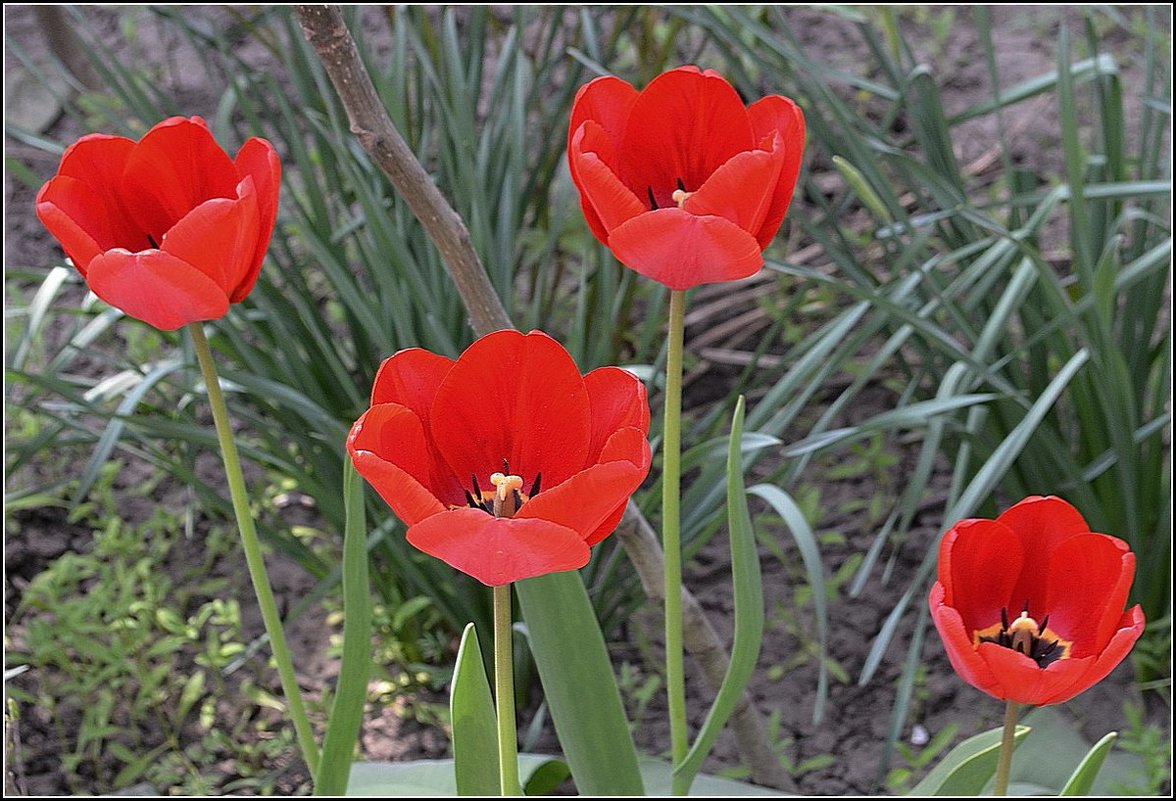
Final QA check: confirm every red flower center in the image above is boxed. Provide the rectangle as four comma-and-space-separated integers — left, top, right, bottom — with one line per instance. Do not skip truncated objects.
972, 601, 1073, 668
460, 464, 541, 519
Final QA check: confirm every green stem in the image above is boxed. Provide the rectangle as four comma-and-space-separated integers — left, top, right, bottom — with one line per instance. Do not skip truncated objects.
993, 699, 1020, 796
494, 583, 521, 795
662, 289, 689, 795
187, 323, 321, 778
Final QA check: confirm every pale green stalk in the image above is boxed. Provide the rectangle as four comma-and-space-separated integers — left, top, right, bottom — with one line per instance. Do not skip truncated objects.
993, 700, 1020, 795
494, 583, 521, 795
662, 289, 688, 795
188, 323, 320, 778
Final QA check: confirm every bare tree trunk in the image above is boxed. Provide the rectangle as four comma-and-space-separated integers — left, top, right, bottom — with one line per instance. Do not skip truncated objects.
294, 6, 794, 791
33, 7, 102, 92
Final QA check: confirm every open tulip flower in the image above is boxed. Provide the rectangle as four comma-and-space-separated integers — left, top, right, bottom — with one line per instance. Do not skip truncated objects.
36, 116, 280, 331
929, 496, 1145, 707
567, 65, 805, 290
347, 329, 652, 586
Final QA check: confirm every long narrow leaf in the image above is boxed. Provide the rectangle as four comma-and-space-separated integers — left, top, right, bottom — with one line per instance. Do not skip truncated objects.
315, 459, 372, 795
450, 623, 499, 795
514, 572, 643, 795
1058, 732, 1117, 796
674, 397, 765, 791
748, 483, 829, 725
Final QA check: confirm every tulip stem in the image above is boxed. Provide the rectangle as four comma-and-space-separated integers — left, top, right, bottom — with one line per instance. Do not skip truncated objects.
494, 584, 522, 795
187, 323, 321, 779
993, 700, 1020, 796
662, 289, 689, 794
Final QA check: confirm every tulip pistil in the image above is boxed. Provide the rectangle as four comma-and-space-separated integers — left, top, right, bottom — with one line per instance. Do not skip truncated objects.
974, 601, 1073, 668
671, 177, 695, 208
461, 465, 538, 519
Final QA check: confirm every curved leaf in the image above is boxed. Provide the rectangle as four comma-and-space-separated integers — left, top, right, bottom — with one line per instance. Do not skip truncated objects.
909, 724, 1031, 795
315, 460, 372, 795
1059, 732, 1118, 796
674, 397, 765, 791
515, 572, 644, 795
451, 623, 498, 795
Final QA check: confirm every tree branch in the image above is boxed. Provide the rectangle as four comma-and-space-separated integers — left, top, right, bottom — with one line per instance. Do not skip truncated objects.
294, 6, 792, 790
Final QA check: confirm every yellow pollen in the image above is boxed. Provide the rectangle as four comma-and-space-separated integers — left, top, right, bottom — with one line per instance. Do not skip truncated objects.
671, 188, 694, 208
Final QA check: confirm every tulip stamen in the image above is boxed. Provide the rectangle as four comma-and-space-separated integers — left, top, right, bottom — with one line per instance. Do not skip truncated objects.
461, 467, 539, 517
974, 601, 1073, 668
647, 186, 658, 210
147, 234, 159, 249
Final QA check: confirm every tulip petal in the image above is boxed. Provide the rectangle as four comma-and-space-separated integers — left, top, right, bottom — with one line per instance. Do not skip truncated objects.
682, 144, 786, 237
1002, 496, 1095, 618
121, 117, 239, 240
431, 330, 591, 489
607, 208, 763, 290
571, 122, 647, 237
1042, 533, 1135, 657
929, 584, 1006, 700
998, 495, 1091, 555
567, 78, 639, 241
38, 135, 145, 258
518, 427, 650, 546
407, 508, 590, 586
976, 641, 1094, 706
231, 138, 282, 301
347, 403, 452, 521
55, 132, 136, 186
746, 95, 806, 247
584, 502, 630, 550
371, 348, 456, 417
618, 67, 754, 207
1037, 606, 1145, 705
938, 518, 1023, 632
569, 75, 639, 157
584, 366, 650, 462
159, 193, 260, 296
85, 249, 229, 330
35, 177, 108, 275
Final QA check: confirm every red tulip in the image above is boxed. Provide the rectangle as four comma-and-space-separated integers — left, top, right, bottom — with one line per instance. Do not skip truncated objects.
567, 66, 805, 290
36, 116, 280, 331
347, 330, 652, 586
929, 496, 1145, 706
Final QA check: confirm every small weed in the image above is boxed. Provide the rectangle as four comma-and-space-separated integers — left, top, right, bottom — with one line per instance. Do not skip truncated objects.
1111, 698, 1172, 795
5, 460, 307, 794
616, 661, 663, 734
765, 709, 838, 778
884, 721, 960, 793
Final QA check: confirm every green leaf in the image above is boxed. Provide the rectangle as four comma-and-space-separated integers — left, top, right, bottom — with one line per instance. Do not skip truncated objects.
675, 397, 765, 792
1059, 731, 1117, 796
315, 460, 372, 795
175, 670, 206, 727
522, 757, 571, 796
514, 572, 644, 795
347, 755, 565, 796
450, 623, 498, 796
747, 484, 829, 725
638, 757, 782, 796
832, 155, 894, 224
1004, 708, 1144, 795
909, 724, 1030, 795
